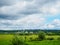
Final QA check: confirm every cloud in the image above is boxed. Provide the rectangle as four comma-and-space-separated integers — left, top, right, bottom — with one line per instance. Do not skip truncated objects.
0, 0, 18, 7
52, 19, 60, 28
43, 24, 55, 29
42, 19, 60, 29
0, 0, 60, 30
0, 15, 45, 30
0, 0, 60, 16
41, 0, 60, 15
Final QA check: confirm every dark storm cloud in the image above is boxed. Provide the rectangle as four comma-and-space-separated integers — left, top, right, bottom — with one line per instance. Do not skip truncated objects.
0, 14, 20, 20
0, 0, 16, 7
0, 0, 33, 7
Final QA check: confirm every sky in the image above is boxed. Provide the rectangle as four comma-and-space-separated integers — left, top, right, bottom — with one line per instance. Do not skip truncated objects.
0, 0, 60, 30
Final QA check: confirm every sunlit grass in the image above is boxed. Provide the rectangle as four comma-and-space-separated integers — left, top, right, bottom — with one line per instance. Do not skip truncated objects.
0, 34, 60, 45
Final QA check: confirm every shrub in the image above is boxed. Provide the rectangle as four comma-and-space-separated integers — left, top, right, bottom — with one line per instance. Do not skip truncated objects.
30, 37, 33, 41
47, 37, 54, 40
57, 37, 60, 40
30, 37, 38, 41
11, 36, 28, 45
38, 31, 46, 41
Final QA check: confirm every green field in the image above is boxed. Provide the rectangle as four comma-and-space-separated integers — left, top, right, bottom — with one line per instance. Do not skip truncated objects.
26, 40, 60, 45
0, 34, 60, 45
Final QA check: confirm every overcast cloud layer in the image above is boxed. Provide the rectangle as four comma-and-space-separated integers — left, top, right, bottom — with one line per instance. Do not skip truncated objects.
0, 0, 60, 30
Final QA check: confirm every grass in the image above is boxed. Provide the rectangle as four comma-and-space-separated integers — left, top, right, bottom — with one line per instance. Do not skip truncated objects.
0, 35, 13, 45
26, 40, 60, 45
0, 34, 60, 45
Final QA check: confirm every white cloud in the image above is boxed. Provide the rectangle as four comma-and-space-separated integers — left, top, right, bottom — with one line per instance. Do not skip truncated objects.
0, 15, 45, 30
0, 1, 26, 15
13, 15, 45, 29
0, 0, 60, 30
42, 19, 60, 29
53, 19, 60, 24
41, 2, 60, 15
0, 0, 60, 16
52, 19, 60, 27
41, 24, 55, 29
47, 24, 55, 29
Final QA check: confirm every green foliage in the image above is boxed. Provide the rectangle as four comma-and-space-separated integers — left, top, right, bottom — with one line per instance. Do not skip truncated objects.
47, 32, 55, 35
47, 37, 54, 40
11, 35, 27, 45
57, 37, 60, 40
0, 33, 60, 45
30, 37, 38, 41
38, 31, 46, 41
29, 37, 33, 41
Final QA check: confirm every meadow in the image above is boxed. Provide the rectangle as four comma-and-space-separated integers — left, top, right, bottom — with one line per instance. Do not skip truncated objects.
0, 34, 60, 45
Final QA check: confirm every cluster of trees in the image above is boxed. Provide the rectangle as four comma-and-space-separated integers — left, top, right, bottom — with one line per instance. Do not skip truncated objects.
47, 32, 60, 35
10, 31, 60, 45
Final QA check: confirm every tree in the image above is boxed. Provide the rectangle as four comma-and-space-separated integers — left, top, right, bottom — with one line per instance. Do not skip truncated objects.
38, 31, 46, 41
